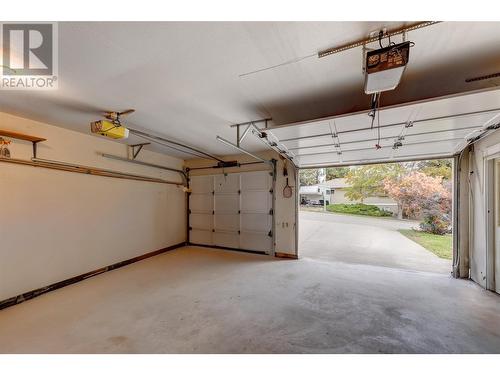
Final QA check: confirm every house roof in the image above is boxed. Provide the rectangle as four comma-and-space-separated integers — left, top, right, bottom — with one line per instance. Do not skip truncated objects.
325, 178, 349, 188
299, 185, 321, 194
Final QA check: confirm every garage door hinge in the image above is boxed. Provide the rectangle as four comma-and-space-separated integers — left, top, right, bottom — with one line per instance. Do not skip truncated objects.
188, 209, 191, 214
189, 226, 192, 230
238, 210, 241, 214
212, 210, 215, 215
269, 189, 273, 193
238, 190, 241, 194
268, 230, 273, 237
238, 230, 241, 234
269, 209, 273, 215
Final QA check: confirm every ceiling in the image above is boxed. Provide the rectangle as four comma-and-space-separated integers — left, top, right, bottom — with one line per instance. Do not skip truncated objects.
1, 21, 500, 160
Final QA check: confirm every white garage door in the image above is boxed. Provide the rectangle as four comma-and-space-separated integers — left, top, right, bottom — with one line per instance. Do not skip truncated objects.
189, 171, 273, 254
265, 89, 500, 168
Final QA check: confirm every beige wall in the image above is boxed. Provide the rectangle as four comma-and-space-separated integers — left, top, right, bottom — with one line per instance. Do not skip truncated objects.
185, 151, 297, 256
0, 112, 186, 301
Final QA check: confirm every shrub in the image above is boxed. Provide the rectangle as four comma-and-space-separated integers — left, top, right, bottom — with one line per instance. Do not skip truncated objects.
419, 208, 451, 235
326, 203, 393, 217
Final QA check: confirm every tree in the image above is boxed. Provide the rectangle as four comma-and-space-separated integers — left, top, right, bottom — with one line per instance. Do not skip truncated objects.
417, 159, 452, 180
326, 167, 349, 180
344, 164, 405, 203
383, 171, 451, 223
299, 169, 319, 186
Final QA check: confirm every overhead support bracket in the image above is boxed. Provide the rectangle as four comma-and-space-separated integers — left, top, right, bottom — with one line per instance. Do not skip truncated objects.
230, 118, 271, 129
224, 117, 297, 168
129, 128, 225, 163
129, 142, 150, 159
216, 135, 273, 166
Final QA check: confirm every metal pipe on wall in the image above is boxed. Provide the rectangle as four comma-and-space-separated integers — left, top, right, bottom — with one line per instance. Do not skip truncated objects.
101, 153, 188, 185
186, 161, 266, 171
0, 157, 184, 186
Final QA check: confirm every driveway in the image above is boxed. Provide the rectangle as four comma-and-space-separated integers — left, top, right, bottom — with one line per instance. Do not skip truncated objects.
299, 211, 452, 274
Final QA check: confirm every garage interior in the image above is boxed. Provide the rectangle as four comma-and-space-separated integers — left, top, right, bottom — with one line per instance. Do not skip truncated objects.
1, 21, 500, 353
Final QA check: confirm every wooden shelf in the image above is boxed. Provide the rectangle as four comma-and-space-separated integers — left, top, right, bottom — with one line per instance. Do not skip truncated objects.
0, 130, 46, 143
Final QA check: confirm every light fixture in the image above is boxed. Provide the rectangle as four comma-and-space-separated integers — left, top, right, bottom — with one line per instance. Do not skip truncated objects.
364, 41, 410, 94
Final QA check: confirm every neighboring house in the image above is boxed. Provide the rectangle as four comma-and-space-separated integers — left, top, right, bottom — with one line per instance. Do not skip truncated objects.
301, 178, 399, 215
299, 185, 333, 205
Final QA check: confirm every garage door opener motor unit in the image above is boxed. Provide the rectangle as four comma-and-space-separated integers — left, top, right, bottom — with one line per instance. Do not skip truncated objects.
364, 41, 410, 94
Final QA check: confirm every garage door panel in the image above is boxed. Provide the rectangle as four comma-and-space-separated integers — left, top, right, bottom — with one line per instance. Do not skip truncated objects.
214, 193, 239, 213
214, 173, 240, 193
241, 191, 271, 213
214, 231, 239, 248
294, 145, 338, 156
190, 170, 273, 253
240, 171, 272, 191
190, 213, 213, 230
281, 135, 333, 149
267, 121, 331, 141
190, 229, 213, 246
190, 193, 213, 213
270, 90, 500, 167
215, 214, 240, 231
296, 153, 341, 167
241, 213, 271, 232
240, 232, 272, 252
190, 175, 214, 194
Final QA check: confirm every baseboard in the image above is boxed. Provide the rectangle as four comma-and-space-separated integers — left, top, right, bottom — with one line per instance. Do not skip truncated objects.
188, 243, 268, 255
275, 252, 298, 259
0, 242, 186, 311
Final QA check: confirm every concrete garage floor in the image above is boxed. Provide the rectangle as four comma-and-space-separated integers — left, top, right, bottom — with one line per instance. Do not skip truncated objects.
300, 211, 452, 274
0, 246, 499, 353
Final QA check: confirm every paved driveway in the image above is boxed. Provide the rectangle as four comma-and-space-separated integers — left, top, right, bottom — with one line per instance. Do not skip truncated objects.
299, 211, 452, 274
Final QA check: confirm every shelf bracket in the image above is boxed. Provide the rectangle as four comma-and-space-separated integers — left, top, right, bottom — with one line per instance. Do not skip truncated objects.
129, 142, 150, 159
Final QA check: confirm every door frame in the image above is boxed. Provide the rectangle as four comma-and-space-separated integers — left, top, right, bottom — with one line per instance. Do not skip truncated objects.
485, 153, 500, 291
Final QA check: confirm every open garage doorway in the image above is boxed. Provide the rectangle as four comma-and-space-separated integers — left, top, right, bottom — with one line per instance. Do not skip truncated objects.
298, 160, 453, 274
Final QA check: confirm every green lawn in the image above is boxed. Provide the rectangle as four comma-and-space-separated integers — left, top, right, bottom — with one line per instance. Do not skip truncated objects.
398, 229, 452, 260
326, 203, 393, 217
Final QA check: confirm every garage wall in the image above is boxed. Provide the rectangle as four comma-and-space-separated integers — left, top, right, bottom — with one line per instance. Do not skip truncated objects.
0, 112, 186, 301
185, 151, 298, 256
468, 130, 500, 288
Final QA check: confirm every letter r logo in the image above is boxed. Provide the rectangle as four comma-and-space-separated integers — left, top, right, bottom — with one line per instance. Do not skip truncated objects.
2, 23, 53, 75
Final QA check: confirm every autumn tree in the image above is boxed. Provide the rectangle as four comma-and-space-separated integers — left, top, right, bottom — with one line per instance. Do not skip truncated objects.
417, 159, 452, 180
299, 169, 319, 186
344, 163, 405, 203
383, 171, 451, 223
326, 167, 349, 180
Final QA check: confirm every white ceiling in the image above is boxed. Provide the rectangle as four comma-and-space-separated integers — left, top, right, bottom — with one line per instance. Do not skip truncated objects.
1, 21, 500, 160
